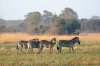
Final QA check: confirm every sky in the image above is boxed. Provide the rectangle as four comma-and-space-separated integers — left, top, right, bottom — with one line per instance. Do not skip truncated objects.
0, 0, 100, 20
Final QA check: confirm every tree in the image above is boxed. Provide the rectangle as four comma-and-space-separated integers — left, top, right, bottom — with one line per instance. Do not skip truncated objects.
80, 18, 100, 33
0, 18, 6, 32
49, 15, 58, 34
41, 10, 58, 34
42, 10, 55, 24
57, 7, 80, 35
90, 16, 100, 20
24, 12, 42, 33
0, 25, 5, 32
59, 7, 78, 21
57, 18, 66, 34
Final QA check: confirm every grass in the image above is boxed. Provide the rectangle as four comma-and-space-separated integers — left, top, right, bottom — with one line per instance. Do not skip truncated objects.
0, 33, 100, 66
0, 41, 100, 66
0, 33, 100, 43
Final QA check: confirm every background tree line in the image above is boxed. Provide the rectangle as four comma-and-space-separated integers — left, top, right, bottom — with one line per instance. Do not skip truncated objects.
0, 7, 100, 35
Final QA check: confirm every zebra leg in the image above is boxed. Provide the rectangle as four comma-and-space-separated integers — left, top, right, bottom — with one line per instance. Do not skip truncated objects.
16, 45, 19, 54
51, 47, 53, 53
16, 48, 20, 54
38, 45, 44, 54
27, 44, 34, 53
32, 48, 34, 53
20, 47, 23, 53
50, 48, 51, 53
57, 46, 62, 53
50, 47, 53, 53
31, 47, 34, 53
49, 45, 52, 53
17, 49, 19, 54
57, 46, 60, 53
51, 46, 54, 53
29, 47, 34, 53
72, 47, 75, 53
59, 47, 62, 53
27, 46, 31, 53
69, 47, 71, 53
27, 48, 30, 53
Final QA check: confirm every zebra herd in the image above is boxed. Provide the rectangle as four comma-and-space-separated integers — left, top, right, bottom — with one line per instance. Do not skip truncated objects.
16, 37, 80, 54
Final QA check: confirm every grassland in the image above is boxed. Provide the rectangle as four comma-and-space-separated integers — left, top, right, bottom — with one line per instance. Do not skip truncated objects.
0, 33, 100, 43
0, 33, 100, 66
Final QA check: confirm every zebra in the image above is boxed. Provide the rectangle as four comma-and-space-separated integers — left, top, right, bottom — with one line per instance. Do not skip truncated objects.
40, 38, 56, 53
16, 40, 28, 53
57, 37, 80, 53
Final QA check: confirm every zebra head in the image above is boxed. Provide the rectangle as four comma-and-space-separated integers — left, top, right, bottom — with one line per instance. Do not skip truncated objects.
76, 37, 80, 44
51, 38, 56, 44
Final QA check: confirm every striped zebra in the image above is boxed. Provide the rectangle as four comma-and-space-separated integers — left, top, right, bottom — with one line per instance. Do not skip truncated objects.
57, 37, 80, 53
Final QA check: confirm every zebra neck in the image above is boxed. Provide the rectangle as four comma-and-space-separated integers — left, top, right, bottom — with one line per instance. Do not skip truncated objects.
71, 39, 77, 44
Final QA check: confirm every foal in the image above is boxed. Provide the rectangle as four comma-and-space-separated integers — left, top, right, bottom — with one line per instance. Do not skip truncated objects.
40, 38, 56, 53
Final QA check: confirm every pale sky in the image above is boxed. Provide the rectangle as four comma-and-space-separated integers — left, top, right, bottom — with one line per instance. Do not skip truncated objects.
0, 0, 100, 20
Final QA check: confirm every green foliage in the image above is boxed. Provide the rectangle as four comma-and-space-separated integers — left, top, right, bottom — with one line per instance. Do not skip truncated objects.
24, 10, 58, 34
80, 19, 100, 33
70, 19, 80, 33
1, 7, 100, 34
59, 7, 78, 20
24, 12, 42, 33
24, 8, 80, 34
25, 12, 41, 26
57, 12, 80, 34
0, 18, 6, 32
57, 7, 80, 35
57, 18, 66, 26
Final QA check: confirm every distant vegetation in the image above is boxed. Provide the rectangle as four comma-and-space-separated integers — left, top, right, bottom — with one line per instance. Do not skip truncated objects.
0, 7, 100, 35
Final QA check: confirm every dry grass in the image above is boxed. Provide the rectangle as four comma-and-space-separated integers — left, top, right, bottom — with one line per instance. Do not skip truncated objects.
0, 42, 100, 66
0, 33, 100, 43
0, 33, 100, 66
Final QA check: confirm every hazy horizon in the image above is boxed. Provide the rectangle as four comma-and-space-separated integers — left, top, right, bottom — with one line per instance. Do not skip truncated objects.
0, 0, 100, 20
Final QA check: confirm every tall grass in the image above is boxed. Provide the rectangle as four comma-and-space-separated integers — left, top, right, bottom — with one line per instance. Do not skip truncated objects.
0, 33, 100, 66
0, 33, 100, 43
0, 41, 100, 66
